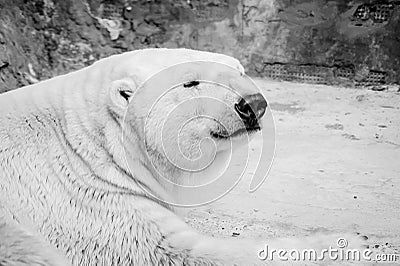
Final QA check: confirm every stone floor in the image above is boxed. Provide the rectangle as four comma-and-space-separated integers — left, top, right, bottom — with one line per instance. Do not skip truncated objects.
184, 79, 400, 264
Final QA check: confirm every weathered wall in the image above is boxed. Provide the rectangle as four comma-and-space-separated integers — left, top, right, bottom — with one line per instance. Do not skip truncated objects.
0, 0, 399, 92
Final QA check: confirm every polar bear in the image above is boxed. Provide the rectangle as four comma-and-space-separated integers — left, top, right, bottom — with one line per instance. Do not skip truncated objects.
0, 48, 365, 265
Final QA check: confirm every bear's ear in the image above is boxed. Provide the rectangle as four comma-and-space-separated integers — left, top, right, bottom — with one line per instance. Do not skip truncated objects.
109, 78, 136, 108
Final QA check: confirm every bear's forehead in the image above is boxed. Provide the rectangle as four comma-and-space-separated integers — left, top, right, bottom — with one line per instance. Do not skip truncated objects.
108, 49, 247, 91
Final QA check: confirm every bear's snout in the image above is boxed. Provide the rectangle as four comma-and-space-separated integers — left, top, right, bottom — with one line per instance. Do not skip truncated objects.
234, 93, 267, 129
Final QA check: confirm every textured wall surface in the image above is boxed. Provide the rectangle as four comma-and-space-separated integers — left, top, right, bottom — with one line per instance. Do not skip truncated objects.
0, 0, 399, 92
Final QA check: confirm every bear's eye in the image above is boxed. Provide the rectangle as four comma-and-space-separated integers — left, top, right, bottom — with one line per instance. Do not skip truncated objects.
183, 80, 200, 88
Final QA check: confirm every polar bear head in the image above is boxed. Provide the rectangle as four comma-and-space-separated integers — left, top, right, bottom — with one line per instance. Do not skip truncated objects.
104, 49, 267, 204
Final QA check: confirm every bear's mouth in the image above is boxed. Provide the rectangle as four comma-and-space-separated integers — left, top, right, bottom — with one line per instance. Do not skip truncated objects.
210, 124, 261, 139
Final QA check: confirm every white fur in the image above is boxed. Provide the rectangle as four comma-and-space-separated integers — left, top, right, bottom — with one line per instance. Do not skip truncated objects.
0, 48, 365, 265
0, 215, 69, 266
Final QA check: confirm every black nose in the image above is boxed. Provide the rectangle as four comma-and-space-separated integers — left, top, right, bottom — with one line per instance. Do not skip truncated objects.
234, 93, 267, 127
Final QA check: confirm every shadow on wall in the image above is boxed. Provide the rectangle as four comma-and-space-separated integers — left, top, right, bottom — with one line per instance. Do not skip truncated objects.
0, 0, 399, 93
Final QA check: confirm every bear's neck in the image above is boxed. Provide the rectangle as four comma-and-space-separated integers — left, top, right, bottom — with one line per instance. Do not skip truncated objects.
51, 69, 172, 204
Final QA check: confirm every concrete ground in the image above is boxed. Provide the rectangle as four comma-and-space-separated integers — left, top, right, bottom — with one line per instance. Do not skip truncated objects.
184, 79, 400, 264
